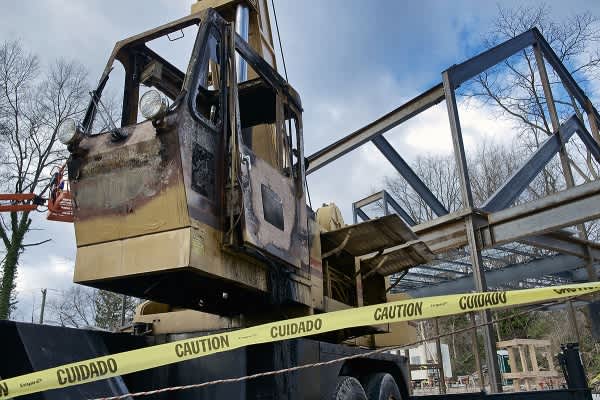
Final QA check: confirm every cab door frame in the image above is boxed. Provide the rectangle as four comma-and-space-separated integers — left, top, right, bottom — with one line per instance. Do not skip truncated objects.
229, 30, 309, 271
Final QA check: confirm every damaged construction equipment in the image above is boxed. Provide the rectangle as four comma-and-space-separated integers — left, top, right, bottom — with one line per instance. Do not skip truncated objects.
1, 0, 600, 399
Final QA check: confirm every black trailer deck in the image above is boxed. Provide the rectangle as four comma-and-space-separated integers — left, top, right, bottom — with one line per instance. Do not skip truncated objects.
0, 321, 593, 399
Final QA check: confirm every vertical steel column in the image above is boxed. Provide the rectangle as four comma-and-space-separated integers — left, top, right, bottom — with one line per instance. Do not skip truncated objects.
470, 313, 484, 391
533, 44, 577, 189
586, 100, 600, 143
442, 70, 503, 393
534, 44, 597, 282
433, 318, 446, 394
568, 300, 582, 345
382, 191, 390, 216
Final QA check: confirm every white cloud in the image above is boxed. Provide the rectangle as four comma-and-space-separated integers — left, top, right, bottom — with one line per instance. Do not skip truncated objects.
4, 0, 600, 318
13, 255, 75, 323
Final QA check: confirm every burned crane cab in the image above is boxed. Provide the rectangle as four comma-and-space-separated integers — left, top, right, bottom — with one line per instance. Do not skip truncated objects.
67, 9, 322, 317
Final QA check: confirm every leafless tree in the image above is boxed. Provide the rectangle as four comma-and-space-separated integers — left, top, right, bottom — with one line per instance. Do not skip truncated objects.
383, 153, 461, 224
384, 141, 522, 224
464, 4, 600, 195
48, 286, 98, 328
48, 286, 138, 330
0, 40, 88, 319
469, 140, 523, 205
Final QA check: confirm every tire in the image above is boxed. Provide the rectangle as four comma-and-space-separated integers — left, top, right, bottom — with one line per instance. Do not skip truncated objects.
330, 376, 368, 400
362, 373, 402, 400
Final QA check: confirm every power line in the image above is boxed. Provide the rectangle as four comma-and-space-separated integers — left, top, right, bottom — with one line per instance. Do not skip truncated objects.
270, 0, 288, 82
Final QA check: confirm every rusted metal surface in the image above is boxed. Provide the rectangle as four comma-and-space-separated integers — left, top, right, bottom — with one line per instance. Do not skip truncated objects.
321, 214, 422, 257
239, 144, 310, 269
70, 118, 189, 246
361, 240, 433, 277
69, 9, 320, 317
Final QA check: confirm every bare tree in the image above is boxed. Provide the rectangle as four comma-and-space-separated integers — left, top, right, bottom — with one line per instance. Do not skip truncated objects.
48, 286, 138, 330
384, 153, 461, 224
469, 140, 523, 205
384, 141, 522, 224
48, 286, 98, 328
464, 4, 600, 194
0, 41, 88, 318
94, 290, 137, 331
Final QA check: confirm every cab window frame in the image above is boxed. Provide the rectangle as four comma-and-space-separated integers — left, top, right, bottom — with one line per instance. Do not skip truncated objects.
186, 21, 227, 132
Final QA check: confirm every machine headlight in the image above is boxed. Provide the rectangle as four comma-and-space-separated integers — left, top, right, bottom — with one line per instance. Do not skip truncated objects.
139, 90, 167, 120
57, 118, 78, 145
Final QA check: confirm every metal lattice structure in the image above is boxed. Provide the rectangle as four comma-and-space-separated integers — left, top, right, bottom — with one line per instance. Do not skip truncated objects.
307, 28, 600, 392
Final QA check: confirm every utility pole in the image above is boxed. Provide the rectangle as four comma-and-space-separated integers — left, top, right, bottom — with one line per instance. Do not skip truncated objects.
120, 294, 127, 327
39, 289, 47, 324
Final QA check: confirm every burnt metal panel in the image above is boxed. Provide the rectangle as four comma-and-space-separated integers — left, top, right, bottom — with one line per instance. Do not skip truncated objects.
261, 183, 285, 231
70, 118, 190, 246
361, 241, 434, 276
239, 144, 310, 270
191, 143, 216, 199
321, 214, 420, 257
179, 110, 224, 230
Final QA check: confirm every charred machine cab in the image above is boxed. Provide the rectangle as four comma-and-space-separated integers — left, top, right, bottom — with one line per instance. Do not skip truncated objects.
63, 8, 323, 316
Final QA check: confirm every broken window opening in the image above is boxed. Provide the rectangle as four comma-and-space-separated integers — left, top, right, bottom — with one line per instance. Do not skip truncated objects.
194, 29, 223, 129
84, 20, 202, 133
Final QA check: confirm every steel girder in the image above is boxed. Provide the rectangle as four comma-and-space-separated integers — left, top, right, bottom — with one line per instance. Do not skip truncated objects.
479, 179, 600, 248
482, 115, 600, 212
352, 190, 416, 226
305, 84, 445, 174
371, 136, 449, 217
407, 254, 597, 297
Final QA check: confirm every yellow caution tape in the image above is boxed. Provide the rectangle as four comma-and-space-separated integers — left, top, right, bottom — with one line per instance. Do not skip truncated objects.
1, 282, 599, 399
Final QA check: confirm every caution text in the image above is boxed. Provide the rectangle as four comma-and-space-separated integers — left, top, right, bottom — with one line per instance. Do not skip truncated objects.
553, 287, 595, 295
374, 302, 423, 321
57, 358, 118, 385
458, 292, 507, 310
175, 335, 230, 358
270, 318, 323, 338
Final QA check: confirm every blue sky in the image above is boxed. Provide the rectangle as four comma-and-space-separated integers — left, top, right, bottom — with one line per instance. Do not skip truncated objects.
2, 0, 600, 321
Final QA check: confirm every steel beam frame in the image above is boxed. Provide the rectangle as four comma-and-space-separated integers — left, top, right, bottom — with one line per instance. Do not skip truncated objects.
480, 180, 600, 248
306, 84, 445, 174
352, 190, 415, 225
306, 26, 600, 392
444, 30, 537, 87
416, 265, 469, 276
371, 136, 449, 217
443, 67, 503, 392
482, 115, 581, 212
533, 29, 600, 128
521, 233, 600, 260
408, 254, 595, 297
